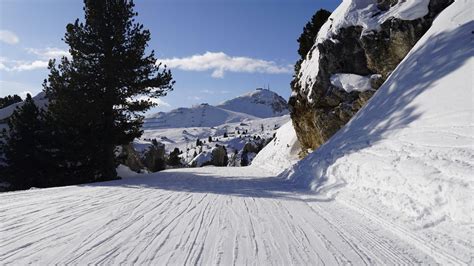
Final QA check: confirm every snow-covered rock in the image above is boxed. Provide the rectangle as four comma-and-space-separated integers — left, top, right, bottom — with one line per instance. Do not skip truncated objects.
330, 73, 378, 93
288, 0, 473, 228
289, 0, 453, 152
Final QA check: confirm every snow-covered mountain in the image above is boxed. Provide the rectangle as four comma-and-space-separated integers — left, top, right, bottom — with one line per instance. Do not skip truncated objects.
144, 103, 260, 129
144, 88, 288, 129
217, 88, 288, 118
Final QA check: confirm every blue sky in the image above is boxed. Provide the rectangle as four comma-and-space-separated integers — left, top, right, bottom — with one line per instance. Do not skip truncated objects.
0, 0, 339, 112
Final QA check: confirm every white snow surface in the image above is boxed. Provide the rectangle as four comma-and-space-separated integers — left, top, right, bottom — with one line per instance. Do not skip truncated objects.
298, 0, 431, 98
287, 0, 473, 258
0, 166, 465, 264
330, 73, 376, 93
252, 121, 301, 175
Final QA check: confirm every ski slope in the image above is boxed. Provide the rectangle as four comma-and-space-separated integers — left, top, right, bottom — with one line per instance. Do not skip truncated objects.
0, 166, 463, 264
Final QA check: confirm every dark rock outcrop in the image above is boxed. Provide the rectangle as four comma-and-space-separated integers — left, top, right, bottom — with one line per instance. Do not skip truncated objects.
143, 142, 166, 172
289, 0, 453, 154
116, 144, 145, 173
117, 141, 166, 173
210, 145, 229, 166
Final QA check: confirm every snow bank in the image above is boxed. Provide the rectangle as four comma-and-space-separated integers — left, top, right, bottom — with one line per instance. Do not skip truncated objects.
330, 73, 377, 93
117, 164, 139, 178
288, 0, 474, 226
252, 121, 301, 175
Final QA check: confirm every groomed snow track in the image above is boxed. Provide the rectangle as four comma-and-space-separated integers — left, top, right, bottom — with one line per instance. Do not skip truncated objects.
0, 167, 466, 265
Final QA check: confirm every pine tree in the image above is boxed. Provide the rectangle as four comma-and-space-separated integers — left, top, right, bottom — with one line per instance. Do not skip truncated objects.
297, 9, 331, 59
0, 94, 49, 190
43, 0, 174, 182
168, 148, 181, 166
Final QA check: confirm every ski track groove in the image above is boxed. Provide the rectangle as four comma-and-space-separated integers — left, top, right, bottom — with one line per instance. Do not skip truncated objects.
0, 167, 465, 264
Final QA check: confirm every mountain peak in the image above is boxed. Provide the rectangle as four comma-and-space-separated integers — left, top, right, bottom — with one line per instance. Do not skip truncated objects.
217, 88, 288, 118
145, 89, 288, 129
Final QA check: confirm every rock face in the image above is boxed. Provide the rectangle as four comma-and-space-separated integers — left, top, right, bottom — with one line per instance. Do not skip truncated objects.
190, 145, 229, 167
143, 142, 166, 172
289, 0, 453, 154
116, 144, 145, 173
117, 141, 166, 173
210, 146, 229, 166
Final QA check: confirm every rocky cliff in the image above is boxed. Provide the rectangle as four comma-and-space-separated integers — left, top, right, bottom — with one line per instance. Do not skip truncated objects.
289, 0, 453, 154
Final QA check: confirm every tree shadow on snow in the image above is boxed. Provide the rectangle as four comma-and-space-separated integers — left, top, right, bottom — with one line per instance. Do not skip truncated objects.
84, 169, 332, 202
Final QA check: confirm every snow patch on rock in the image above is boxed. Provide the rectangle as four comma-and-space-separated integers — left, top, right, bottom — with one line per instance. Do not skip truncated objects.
330, 73, 377, 93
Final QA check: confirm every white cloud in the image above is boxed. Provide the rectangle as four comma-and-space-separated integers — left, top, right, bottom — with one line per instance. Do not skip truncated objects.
26, 47, 70, 59
0, 47, 68, 72
0, 57, 48, 72
158, 51, 292, 78
0, 30, 20, 45
12, 60, 49, 71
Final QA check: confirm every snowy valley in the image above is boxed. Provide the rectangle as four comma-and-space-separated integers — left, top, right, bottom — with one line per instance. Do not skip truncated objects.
0, 0, 473, 264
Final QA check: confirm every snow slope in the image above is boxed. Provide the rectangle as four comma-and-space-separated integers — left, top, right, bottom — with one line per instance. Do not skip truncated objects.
0, 92, 48, 122
252, 121, 301, 175
0, 166, 457, 264
287, 0, 473, 254
217, 88, 288, 118
144, 103, 259, 129
145, 88, 288, 129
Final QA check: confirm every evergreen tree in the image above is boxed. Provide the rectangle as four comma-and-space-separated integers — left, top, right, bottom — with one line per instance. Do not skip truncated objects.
0, 94, 49, 190
0, 94, 22, 109
208, 136, 212, 143
168, 148, 181, 166
43, 0, 174, 182
297, 9, 331, 60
